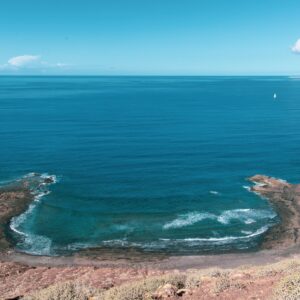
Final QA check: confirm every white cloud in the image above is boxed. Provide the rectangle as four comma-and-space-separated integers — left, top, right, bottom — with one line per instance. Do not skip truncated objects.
292, 39, 300, 54
8, 55, 40, 67
0, 55, 69, 73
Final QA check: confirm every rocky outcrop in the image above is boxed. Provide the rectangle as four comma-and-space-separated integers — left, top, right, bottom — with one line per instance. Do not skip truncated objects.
0, 187, 33, 250
248, 175, 300, 250
0, 174, 55, 251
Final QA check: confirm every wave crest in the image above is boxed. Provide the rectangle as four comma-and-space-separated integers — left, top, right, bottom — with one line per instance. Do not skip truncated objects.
163, 208, 276, 229
163, 212, 216, 229
99, 225, 269, 251
9, 172, 58, 255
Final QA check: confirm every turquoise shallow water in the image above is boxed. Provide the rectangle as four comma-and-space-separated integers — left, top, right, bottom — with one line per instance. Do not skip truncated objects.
1, 76, 300, 255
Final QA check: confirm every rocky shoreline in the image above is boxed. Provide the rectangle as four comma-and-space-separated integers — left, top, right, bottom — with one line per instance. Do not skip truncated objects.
248, 175, 300, 250
0, 182, 33, 251
0, 174, 55, 252
1, 174, 300, 299
1, 174, 300, 258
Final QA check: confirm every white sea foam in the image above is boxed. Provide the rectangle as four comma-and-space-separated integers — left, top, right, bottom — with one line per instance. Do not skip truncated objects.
217, 209, 275, 225
22, 233, 52, 255
163, 208, 276, 229
245, 219, 255, 224
66, 242, 99, 252
243, 185, 251, 191
10, 204, 36, 236
241, 230, 252, 235
100, 225, 269, 250
163, 212, 216, 229
210, 191, 220, 195
9, 172, 58, 255
10, 204, 53, 255
161, 225, 269, 243
112, 224, 135, 233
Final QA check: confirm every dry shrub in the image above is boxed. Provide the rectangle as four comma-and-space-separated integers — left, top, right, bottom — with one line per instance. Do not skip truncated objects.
255, 259, 300, 278
22, 273, 186, 300
273, 273, 300, 300
232, 281, 247, 290
23, 281, 103, 300
208, 269, 223, 278
255, 266, 279, 278
185, 273, 201, 289
101, 273, 186, 300
214, 273, 231, 294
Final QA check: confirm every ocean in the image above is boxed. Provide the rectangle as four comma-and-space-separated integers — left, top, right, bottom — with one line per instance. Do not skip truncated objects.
1, 76, 300, 256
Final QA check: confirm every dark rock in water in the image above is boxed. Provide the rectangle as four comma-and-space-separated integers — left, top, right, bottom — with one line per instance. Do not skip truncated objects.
43, 177, 54, 184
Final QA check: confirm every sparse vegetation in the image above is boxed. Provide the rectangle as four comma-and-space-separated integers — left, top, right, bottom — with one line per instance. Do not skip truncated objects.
18, 258, 300, 300
248, 259, 300, 279
213, 273, 231, 294
101, 273, 186, 300
23, 274, 187, 300
274, 274, 300, 300
23, 281, 104, 300
184, 273, 202, 289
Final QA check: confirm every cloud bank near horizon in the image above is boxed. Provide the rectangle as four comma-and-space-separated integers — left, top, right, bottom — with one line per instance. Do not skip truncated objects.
8, 55, 40, 67
1, 38, 299, 75
0, 55, 69, 73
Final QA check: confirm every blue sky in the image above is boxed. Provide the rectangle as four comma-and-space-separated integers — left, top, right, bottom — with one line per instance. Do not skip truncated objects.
0, 0, 300, 75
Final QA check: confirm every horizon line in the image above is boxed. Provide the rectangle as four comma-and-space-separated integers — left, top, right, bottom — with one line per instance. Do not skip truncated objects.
0, 74, 299, 77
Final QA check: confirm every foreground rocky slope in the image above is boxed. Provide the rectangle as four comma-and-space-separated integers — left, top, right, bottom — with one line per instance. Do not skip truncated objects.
2, 257, 300, 299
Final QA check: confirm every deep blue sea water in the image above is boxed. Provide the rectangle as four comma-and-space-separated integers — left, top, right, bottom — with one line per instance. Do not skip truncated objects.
1, 76, 300, 256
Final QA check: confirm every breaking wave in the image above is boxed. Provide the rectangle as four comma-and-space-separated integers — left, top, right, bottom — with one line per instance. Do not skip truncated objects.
209, 190, 220, 195
163, 209, 276, 229
96, 225, 269, 252
163, 225, 269, 242
9, 173, 58, 255
5, 173, 276, 255
163, 212, 216, 229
